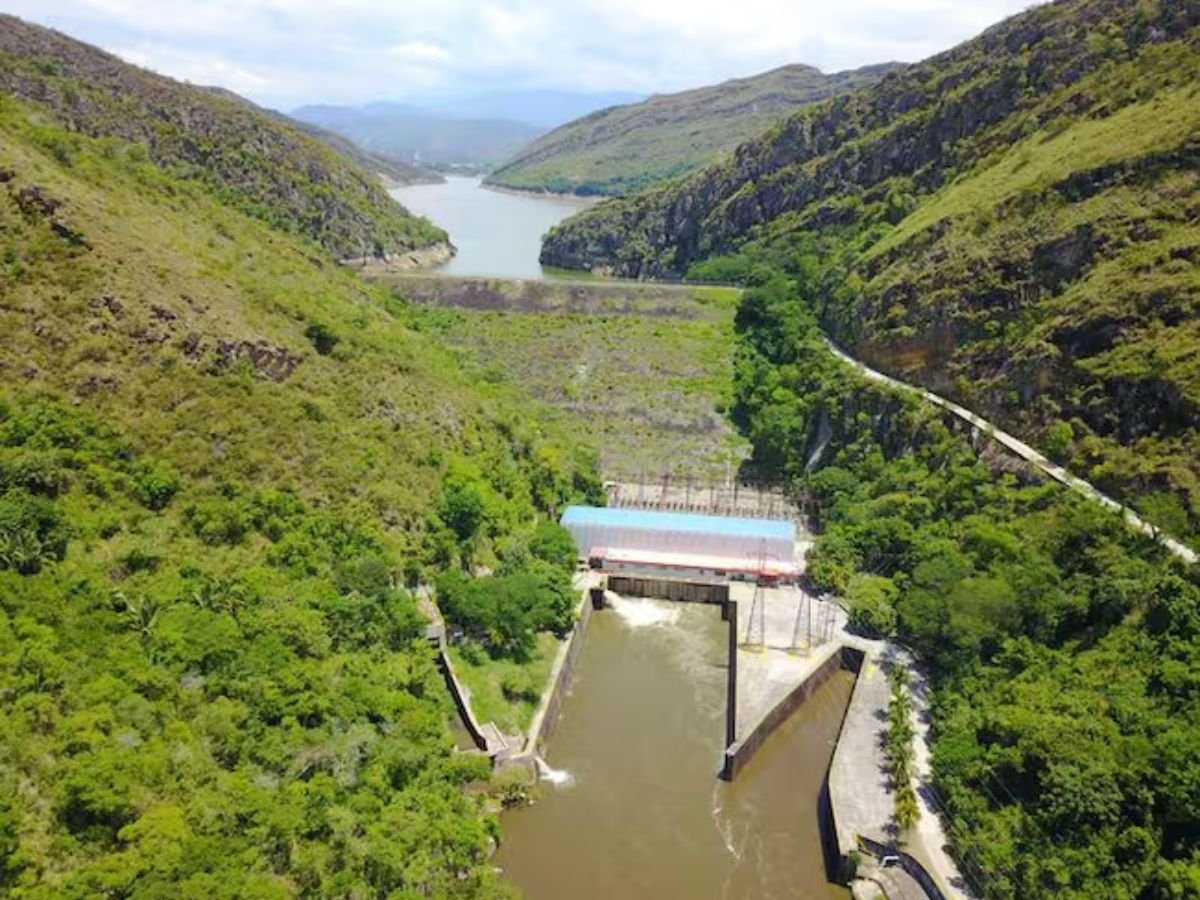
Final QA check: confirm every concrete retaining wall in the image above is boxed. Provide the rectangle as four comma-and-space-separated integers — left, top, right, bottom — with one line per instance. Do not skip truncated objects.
720, 643, 855, 780
437, 650, 488, 753
523, 590, 597, 755
827, 645, 873, 882
607, 574, 728, 605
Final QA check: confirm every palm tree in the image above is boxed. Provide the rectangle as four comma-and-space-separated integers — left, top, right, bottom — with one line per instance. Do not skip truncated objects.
895, 780, 920, 832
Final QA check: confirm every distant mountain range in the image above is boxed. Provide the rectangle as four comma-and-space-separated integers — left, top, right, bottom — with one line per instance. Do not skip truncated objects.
486, 63, 901, 196
290, 103, 540, 170
412, 89, 644, 129
291, 91, 642, 171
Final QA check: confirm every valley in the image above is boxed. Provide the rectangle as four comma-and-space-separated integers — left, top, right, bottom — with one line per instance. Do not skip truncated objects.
1, 3, 1198, 900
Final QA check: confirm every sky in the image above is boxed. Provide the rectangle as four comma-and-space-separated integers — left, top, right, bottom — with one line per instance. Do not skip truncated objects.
6, 0, 1036, 111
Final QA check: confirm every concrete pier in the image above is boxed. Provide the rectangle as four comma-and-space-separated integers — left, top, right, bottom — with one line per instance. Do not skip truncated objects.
828, 647, 896, 864
716, 582, 849, 779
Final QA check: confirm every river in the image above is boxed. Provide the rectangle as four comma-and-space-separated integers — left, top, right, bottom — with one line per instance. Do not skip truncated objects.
391, 176, 592, 279
495, 597, 852, 900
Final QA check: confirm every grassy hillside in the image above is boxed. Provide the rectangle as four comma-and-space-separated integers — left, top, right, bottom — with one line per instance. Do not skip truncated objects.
486, 63, 898, 197
291, 104, 545, 171
0, 50, 600, 900
0, 15, 445, 261
382, 277, 749, 480
541, 0, 1200, 539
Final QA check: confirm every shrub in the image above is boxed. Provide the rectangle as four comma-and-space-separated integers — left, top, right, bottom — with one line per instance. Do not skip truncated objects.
500, 670, 540, 703
131, 459, 179, 510
304, 322, 339, 356
0, 449, 69, 497
528, 521, 578, 573
187, 498, 249, 546
0, 489, 70, 574
491, 765, 535, 808
845, 573, 899, 637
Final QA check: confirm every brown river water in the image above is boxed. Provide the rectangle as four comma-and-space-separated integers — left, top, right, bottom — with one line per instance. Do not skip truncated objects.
494, 597, 852, 900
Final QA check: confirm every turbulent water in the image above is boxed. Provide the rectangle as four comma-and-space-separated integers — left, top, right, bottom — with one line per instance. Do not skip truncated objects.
390, 176, 591, 279
494, 599, 852, 900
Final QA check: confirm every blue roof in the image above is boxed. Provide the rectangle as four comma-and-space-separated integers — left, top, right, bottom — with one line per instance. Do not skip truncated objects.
560, 505, 793, 540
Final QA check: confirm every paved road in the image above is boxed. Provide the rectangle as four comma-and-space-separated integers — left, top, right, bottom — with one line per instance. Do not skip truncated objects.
875, 867, 931, 900
824, 339, 1197, 565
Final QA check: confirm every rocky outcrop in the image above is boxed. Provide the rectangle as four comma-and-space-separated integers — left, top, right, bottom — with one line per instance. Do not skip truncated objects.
12, 183, 87, 247
346, 242, 456, 274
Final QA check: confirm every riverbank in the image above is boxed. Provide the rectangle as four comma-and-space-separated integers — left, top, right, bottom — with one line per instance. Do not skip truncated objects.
341, 240, 455, 273
479, 178, 604, 205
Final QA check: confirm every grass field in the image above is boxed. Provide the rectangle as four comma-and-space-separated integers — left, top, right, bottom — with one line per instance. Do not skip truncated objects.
385, 276, 750, 481
448, 632, 562, 735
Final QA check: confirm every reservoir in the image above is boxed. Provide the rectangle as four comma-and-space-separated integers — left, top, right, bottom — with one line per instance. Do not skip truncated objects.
391, 176, 592, 279
495, 597, 852, 900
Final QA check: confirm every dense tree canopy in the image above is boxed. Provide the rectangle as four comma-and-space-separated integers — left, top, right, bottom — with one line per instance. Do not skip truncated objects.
727, 260, 1200, 898
0, 396, 597, 897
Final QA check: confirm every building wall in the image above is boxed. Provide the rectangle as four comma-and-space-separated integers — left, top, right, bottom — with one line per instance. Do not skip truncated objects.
562, 509, 794, 565
601, 560, 758, 582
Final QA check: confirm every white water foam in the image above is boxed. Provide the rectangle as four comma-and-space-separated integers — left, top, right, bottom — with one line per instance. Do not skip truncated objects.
711, 784, 745, 862
534, 755, 575, 788
608, 595, 681, 628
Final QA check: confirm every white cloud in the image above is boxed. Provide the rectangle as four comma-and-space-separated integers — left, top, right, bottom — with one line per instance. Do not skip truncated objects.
6, 0, 1038, 108
113, 42, 273, 94
389, 41, 452, 64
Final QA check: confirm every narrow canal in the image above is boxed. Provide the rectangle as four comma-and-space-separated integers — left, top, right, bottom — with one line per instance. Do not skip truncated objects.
495, 596, 852, 899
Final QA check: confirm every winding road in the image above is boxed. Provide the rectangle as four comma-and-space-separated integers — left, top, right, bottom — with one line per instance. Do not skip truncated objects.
823, 339, 1197, 565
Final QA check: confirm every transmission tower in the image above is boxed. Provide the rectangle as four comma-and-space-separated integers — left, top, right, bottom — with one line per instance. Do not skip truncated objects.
740, 542, 768, 650
788, 585, 812, 655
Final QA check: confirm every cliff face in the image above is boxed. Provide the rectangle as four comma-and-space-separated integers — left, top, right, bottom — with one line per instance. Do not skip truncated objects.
0, 14, 447, 260
486, 62, 899, 198
542, 0, 1200, 530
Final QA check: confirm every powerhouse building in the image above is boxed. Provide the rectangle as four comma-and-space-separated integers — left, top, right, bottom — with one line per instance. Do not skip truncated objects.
560, 505, 799, 582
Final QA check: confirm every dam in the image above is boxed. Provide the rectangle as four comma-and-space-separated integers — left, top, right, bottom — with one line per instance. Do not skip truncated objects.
381, 184, 964, 899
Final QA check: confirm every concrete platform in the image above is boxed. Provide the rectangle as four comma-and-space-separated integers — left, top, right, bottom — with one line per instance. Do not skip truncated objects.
829, 646, 896, 853
728, 582, 846, 736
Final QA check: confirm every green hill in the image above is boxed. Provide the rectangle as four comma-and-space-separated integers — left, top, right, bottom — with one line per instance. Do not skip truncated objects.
542, 0, 1200, 538
0, 15, 446, 262
486, 62, 899, 197
0, 18, 599, 899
